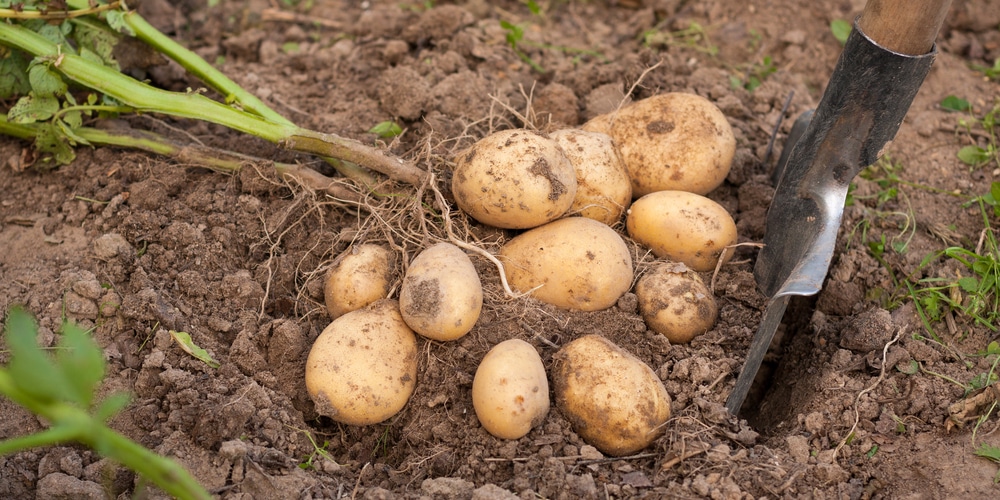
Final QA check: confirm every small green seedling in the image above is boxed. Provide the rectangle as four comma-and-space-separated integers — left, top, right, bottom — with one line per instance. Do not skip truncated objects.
500, 20, 546, 73
0, 307, 210, 500
972, 58, 1000, 81
729, 55, 777, 92
975, 443, 1000, 483
941, 95, 972, 113
368, 121, 403, 139
641, 21, 718, 56
830, 19, 852, 45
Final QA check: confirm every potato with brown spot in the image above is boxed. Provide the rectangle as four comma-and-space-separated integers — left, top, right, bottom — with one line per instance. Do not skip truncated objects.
499, 217, 633, 311
552, 335, 671, 456
399, 242, 483, 341
324, 244, 394, 319
472, 339, 550, 439
452, 129, 578, 229
626, 190, 737, 272
550, 129, 632, 225
305, 299, 417, 426
598, 92, 735, 196
636, 262, 718, 343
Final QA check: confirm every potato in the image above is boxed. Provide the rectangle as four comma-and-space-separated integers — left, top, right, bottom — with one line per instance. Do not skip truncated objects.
550, 129, 632, 225
626, 190, 737, 272
500, 217, 633, 311
452, 129, 578, 229
636, 262, 718, 344
552, 335, 671, 456
472, 339, 550, 439
606, 92, 735, 196
305, 299, 417, 425
324, 244, 393, 319
399, 243, 483, 341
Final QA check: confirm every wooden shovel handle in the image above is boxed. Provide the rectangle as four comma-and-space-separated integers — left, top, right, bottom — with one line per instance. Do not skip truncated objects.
858, 0, 952, 55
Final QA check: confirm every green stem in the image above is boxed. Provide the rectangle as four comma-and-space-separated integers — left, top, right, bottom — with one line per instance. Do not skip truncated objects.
0, 21, 425, 185
0, 426, 78, 455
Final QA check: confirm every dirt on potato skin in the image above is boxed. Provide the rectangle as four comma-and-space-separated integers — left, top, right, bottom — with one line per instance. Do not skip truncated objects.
2, 0, 1000, 498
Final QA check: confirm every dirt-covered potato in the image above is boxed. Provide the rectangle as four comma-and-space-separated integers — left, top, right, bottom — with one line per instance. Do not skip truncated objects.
305, 299, 417, 426
399, 242, 482, 341
552, 335, 671, 456
324, 244, 393, 319
500, 217, 633, 311
636, 262, 718, 344
451, 129, 578, 229
472, 339, 550, 440
626, 190, 737, 272
603, 92, 735, 196
550, 129, 632, 225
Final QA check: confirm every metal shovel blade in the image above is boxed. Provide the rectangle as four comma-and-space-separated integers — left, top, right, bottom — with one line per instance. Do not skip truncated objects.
724, 20, 936, 415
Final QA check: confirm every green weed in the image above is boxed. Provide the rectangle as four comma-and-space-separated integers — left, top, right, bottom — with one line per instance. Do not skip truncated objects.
975, 442, 1000, 483
729, 55, 776, 92
948, 97, 999, 170
368, 120, 403, 139
641, 21, 718, 56
830, 19, 852, 45
0, 307, 210, 499
972, 58, 1000, 81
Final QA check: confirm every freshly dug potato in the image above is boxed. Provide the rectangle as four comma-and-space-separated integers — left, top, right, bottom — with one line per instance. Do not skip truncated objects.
305, 299, 417, 426
324, 244, 393, 319
636, 262, 718, 344
552, 335, 671, 456
605, 92, 735, 196
472, 339, 550, 439
626, 190, 737, 272
399, 243, 483, 341
452, 129, 578, 229
500, 217, 633, 311
550, 129, 632, 225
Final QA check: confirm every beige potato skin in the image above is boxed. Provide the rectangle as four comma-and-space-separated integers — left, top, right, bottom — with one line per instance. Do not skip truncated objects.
607, 92, 735, 197
324, 244, 393, 319
500, 217, 633, 311
305, 299, 417, 426
636, 262, 718, 344
626, 190, 737, 272
399, 243, 483, 341
550, 129, 632, 225
552, 335, 671, 457
452, 129, 578, 229
472, 339, 550, 440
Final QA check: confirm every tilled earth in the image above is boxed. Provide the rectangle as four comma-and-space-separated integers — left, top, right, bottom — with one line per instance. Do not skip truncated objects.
2, 0, 1000, 498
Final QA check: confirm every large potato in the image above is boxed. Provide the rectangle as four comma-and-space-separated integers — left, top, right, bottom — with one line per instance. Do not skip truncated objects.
550, 129, 632, 225
324, 244, 393, 319
626, 190, 737, 272
472, 339, 550, 439
606, 92, 735, 196
636, 262, 718, 344
500, 217, 633, 311
305, 299, 417, 425
452, 129, 578, 229
552, 335, 671, 456
399, 243, 483, 341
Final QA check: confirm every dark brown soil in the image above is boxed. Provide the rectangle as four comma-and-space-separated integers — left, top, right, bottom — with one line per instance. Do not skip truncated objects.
2, 0, 1000, 498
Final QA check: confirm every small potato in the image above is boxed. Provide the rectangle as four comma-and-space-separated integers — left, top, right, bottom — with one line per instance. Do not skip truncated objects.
500, 217, 633, 311
550, 129, 632, 225
324, 244, 393, 319
399, 243, 483, 341
626, 190, 737, 272
472, 339, 550, 439
305, 299, 417, 426
452, 129, 578, 229
552, 335, 671, 456
636, 262, 718, 344
606, 92, 735, 196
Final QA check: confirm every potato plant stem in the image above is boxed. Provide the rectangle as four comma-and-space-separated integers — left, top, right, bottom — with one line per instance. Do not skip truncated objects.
0, 21, 426, 186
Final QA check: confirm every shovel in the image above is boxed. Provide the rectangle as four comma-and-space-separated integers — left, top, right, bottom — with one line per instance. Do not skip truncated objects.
725, 0, 952, 414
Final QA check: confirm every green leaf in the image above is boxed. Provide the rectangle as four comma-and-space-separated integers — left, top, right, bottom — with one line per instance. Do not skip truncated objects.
940, 95, 971, 113
830, 19, 852, 45
959, 276, 980, 293
35, 122, 77, 165
34, 23, 73, 49
53, 321, 106, 408
169, 331, 220, 368
103, 10, 135, 37
281, 42, 300, 54
898, 359, 920, 375
0, 50, 32, 99
958, 145, 991, 166
27, 63, 67, 97
8, 94, 60, 124
93, 392, 131, 422
3, 307, 70, 403
988, 341, 1000, 355
368, 121, 403, 139
72, 20, 121, 70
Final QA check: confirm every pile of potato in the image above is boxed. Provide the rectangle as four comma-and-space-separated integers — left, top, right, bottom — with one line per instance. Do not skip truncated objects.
305, 92, 738, 457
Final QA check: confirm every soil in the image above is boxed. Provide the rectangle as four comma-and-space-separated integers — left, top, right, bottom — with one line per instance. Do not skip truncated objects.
2, 0, 1000, 498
